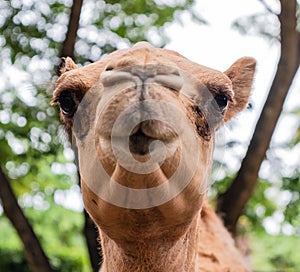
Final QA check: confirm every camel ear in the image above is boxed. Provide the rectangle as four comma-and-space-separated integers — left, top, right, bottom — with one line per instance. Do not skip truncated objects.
224, 57, 256, 122
58, 57, 78, 75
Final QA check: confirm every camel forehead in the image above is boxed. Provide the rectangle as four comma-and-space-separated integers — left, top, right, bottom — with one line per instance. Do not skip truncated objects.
56, 42, 232, 95
105, 42, 179, 67
109, 43, 231, 92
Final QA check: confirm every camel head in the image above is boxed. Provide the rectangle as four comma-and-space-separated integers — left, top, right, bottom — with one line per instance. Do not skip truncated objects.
52, 42, 256, 248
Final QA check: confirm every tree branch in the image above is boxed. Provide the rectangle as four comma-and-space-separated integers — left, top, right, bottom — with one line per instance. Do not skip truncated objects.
84, 210, 103, 272
217, 0, 299, 234
60, 0, 83, 59
297, 31, 300, 67
0, 165, 54, 272
258, 0, 279, 15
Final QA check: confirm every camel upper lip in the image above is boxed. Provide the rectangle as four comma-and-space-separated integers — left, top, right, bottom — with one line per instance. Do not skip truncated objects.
98, 124, 178, 156
100, 121, 178, 142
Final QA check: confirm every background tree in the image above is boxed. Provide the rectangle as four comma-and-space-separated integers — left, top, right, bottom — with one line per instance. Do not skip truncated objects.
217, 0, 300, 234
0, 167, 54, 272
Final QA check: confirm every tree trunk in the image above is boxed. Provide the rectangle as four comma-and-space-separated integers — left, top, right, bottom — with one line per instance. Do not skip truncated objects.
60, 0, 83, 59
217, 0, 299, 234
0, 165, 54, 272
84, 210, 103, 272
59, 1, 103, 270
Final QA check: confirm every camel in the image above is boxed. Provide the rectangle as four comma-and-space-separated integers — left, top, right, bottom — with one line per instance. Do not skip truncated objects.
52, 42, 256, 272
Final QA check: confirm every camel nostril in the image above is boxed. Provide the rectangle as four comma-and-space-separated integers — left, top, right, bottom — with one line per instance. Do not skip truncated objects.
105, 64, 115, 71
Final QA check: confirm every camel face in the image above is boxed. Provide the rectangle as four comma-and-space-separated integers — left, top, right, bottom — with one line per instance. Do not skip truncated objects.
52, 42, 256, 260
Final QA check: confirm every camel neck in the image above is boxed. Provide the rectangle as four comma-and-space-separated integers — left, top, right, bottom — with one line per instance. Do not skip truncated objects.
99, 213, 200, 272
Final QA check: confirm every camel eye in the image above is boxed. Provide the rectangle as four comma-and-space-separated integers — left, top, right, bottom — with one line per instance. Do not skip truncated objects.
213, 93, 228, 113
58, 91, 77, 116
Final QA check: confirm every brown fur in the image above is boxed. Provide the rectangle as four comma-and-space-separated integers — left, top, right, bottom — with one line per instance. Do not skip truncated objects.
53, 42, 256, 272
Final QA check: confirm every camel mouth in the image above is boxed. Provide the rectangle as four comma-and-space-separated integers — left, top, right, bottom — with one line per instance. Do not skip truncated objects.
99, 118, 179, 142
108, 121, 179, 157
96, 120, 180, 168
128, 128, 156, 155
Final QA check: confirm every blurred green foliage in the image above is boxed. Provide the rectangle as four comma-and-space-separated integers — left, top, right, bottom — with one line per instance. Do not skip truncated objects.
0, 207, 90, 272
250, 233, 300, 271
